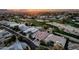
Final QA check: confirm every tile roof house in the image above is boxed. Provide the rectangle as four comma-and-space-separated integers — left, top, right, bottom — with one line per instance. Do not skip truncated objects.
0, 20, 19, 27
19, 24, 29, 31
23, 27, 39, 34
19, 24, 39, 34
0, 29, 13, 49
44, 34, 66, 47
8, 22, 19, 28
32, 31, 49, 41
0, 30, 12, 40
68, 42, 79, 50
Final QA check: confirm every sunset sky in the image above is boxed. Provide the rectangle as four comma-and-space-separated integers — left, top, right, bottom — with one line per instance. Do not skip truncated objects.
0, 9, 78, 15
7, 9, 79, 15
8, 9, 52, 15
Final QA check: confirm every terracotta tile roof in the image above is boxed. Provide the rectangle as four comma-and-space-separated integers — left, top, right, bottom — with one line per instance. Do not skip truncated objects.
32, 31, 49, 40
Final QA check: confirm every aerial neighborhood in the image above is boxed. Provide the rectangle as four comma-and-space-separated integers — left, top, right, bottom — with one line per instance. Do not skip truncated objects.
0, 9, 79, 50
